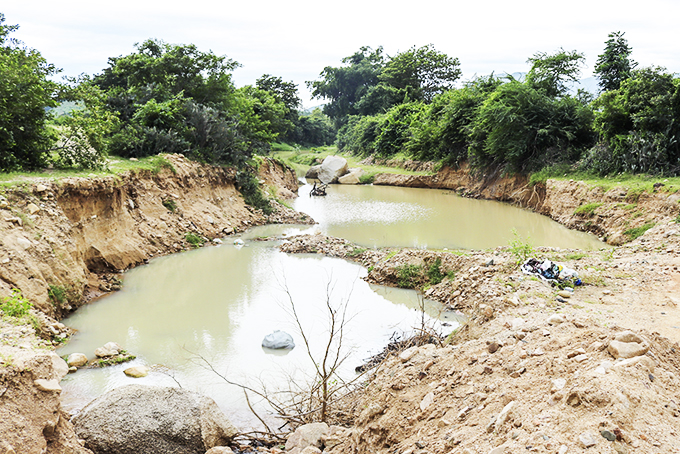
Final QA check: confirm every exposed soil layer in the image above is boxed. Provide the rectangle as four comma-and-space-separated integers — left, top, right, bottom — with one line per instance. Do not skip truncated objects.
0, 155, 310, 454
280, 223, 680, 454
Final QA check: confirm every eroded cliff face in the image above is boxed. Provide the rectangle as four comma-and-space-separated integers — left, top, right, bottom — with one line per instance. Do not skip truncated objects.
0, 155, 304, 318
0, 155, 305, 454
373, 164, 680, 244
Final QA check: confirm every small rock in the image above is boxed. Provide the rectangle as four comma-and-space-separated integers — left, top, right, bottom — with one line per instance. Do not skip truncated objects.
212, 238, 223, 244
67, 353, 88, 368
551, 378, 566, 392
400, 346, 419, 363
16, 237, 32, 250
487, 341, 500, 353
494, 401, 515, 430
610, 355, 655, 373
479, 304, 494, 318
531, 347, 545, 356
608, 340, 649, 359
601, 430, 616, 441
420, 392, 435, 411
35, 184, 48, 193
557, 290, 571, 298
124, 366, 149, 378
205, 447, 234, 454
614, 331, 644, 344
547, 314, 566, 325
34, 379, 62, 393
573, 354, 589, 362
262, 330, 295, 349
579, 431, 598, 448
26, 203, 40, 215
558, 445, 569, 454
94, 342, 123, 358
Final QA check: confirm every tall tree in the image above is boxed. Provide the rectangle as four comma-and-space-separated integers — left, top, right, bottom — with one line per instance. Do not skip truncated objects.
525, 48, 585, 98
256, 74, 301, 112
0, 13, 59, 171
307, 46, 385, 127
379, 44, 461, 103
594, 31, 636, 92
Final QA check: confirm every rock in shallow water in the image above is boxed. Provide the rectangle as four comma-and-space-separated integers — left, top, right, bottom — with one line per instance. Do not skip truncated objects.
262, 330, 295, 349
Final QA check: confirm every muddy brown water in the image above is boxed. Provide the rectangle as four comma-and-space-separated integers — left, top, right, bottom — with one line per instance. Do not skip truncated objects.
59, 184, 604, 429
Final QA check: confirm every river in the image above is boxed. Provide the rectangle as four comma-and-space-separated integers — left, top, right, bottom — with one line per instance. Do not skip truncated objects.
59, 184, 604, 428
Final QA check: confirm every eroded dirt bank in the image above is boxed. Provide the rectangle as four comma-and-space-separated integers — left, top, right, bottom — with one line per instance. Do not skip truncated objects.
374, 164, 680, 245
0, 155, 309, 454
0, 154, 308, 319
280, 221, 680, 453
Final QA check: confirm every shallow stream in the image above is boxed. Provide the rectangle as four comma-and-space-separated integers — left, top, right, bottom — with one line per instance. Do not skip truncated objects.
59, 184, 604, 428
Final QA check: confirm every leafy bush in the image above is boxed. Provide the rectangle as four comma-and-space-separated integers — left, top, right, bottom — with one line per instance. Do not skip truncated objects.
426, 258, 445, 285
48, 285, 67, 307
1, 289, 32, 317
508, 229, 535, 265
235, 170, 273, 215
396, 264, 423, 289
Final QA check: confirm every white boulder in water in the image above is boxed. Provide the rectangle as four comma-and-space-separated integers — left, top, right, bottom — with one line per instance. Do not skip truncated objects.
262, 330, 295, 349
317, 156, 349, 184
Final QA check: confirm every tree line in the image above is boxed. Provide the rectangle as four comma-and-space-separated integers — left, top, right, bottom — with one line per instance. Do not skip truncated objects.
0, 13, 334, 172
2, 11, 679, 178
311, 34, 680, 176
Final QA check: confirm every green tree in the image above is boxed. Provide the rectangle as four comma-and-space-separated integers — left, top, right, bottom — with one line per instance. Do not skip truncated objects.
307, 46, 385, 127
469, 80, 594, 171
0, 13, 59, 171
256, 74, 301, 112
379, 44, 461, 103
587, 66, 680, 174
525, 48, 585, 98
594, 31, 636, 92
408, 75, 501, 162
288, 108, 335, 146
52, 76, 119, 169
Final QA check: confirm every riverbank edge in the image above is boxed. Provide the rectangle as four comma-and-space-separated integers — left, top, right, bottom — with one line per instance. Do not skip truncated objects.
0, 154, 311, 454
372, 162, 680, 245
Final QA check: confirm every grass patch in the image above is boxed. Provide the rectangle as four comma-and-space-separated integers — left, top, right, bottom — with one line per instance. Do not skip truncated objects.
347, 247, 367, 258
530, 167, 680, 194
574, 202, 603, 216
426, 258, 445, 285
564, 252, 588, 261
94, 351, 136, 367
48, 285, 67, 307
623, 222, 655, 240
396, 264, 423, 289
1, 289, 32, 317
0, 154, 178, 186
185, 232, 205, 248
162, 199, 177, 212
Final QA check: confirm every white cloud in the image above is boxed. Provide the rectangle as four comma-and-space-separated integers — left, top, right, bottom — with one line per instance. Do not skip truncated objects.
4, 0, 679, 107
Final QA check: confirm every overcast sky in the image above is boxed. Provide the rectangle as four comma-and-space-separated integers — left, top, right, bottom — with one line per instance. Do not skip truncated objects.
4, 1, 679, 107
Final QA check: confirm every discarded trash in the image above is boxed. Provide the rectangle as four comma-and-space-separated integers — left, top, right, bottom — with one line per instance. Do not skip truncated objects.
521, 258, 581, 287
233, 239, 244, 246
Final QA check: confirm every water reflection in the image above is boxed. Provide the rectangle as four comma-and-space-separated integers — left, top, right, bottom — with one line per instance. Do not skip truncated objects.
60, 242, 444, 428
293, 184, 605, 250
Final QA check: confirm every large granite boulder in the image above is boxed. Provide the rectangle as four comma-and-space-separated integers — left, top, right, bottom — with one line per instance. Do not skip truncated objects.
305, 165, 322, 180
338, 168, 364, 185
72, 385, 237, 454
317, 156, 349, 184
